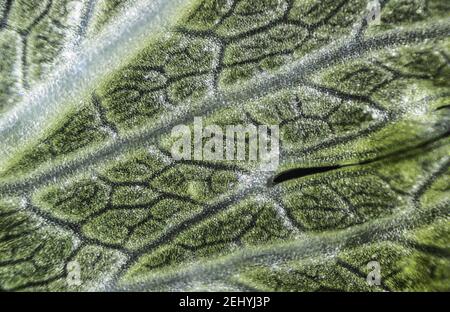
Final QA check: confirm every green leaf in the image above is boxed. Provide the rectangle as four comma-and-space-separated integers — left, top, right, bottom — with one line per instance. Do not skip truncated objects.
0, 0, 449, 291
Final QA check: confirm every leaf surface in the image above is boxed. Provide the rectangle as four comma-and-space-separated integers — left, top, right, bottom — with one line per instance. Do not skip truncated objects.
0, 0, 449, 291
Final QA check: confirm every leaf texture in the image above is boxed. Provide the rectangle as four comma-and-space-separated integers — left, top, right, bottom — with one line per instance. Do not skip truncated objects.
0, 0, 449, 291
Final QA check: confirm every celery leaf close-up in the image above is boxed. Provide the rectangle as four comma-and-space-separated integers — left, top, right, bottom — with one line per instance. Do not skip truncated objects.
0, 0, 449, 291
